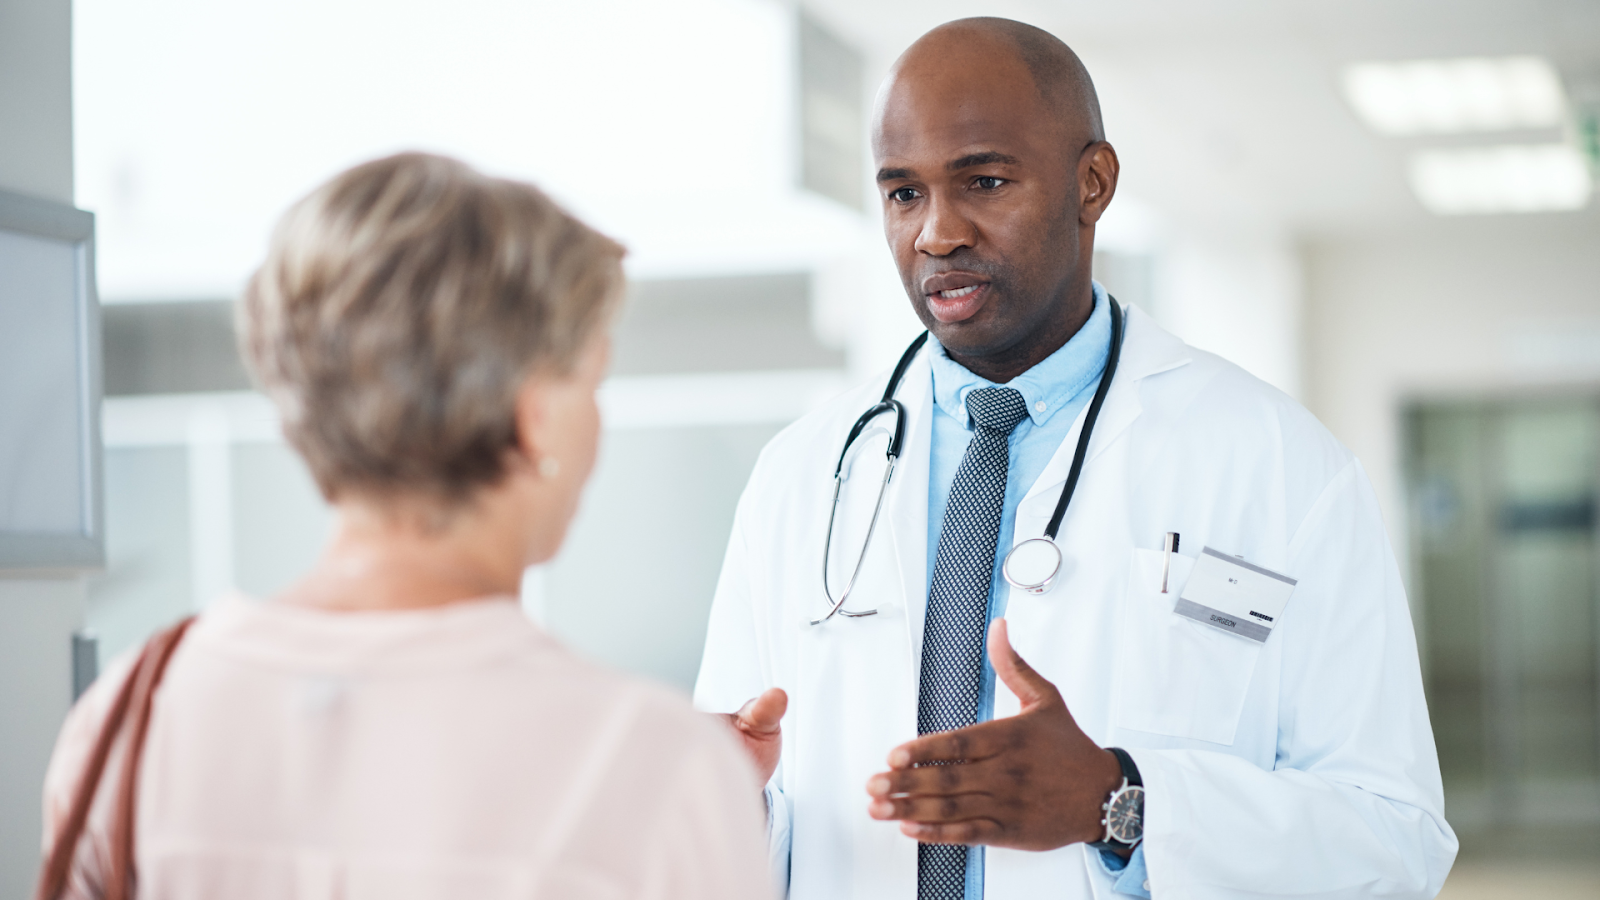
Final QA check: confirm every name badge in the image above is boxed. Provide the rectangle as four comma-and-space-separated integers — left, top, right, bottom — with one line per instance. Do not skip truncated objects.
1174, 547, 1296, 642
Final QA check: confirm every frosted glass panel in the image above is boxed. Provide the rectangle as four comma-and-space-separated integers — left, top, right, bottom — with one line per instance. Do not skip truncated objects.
0, 228, 85, 535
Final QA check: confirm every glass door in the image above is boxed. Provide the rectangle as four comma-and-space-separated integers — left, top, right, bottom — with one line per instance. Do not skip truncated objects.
1407, 395, 1600, 831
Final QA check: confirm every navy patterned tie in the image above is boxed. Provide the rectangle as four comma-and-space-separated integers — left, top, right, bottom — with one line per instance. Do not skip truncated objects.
916, 386, 1029, 900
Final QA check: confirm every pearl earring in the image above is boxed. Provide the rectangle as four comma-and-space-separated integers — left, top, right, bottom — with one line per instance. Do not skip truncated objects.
537, 456, 561, 479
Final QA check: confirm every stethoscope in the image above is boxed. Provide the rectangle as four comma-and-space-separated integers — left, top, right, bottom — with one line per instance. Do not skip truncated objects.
814, 299, 1124, 625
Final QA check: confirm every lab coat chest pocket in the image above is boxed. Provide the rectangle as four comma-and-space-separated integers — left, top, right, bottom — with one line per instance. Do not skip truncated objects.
1112, 549, 1263, 745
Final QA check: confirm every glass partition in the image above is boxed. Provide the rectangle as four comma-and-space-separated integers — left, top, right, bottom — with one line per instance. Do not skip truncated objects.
1407, 395, 1600, 834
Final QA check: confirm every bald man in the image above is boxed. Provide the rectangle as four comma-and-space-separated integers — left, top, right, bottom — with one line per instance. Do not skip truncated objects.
696, 17, 1456, 900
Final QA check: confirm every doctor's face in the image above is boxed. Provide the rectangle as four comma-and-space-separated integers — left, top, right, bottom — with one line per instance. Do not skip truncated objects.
872, 29, 1117, 381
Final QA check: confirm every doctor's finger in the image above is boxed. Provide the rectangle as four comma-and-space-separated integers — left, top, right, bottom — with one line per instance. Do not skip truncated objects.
899, 818, 1004, 845
870, 756, 1000, 797
887, 722, 1009, 768
868, 790, 996, 824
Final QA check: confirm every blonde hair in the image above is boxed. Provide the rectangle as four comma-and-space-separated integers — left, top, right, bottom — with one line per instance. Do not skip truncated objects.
239, 152, 624, 508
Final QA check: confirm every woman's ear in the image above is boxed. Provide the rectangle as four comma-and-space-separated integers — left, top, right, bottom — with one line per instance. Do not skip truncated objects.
511, 372, 552, 473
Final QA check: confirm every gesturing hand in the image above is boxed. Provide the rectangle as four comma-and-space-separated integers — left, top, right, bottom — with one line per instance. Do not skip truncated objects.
865, 619, 1123, 851
722, 687, 788, 786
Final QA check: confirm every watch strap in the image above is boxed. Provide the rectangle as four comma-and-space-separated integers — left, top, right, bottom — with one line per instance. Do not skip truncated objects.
1108, 746, 1142, 787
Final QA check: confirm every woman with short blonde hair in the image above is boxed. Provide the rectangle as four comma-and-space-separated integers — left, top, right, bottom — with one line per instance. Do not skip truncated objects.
40, 153, 771, 900
242, 152, 623, 514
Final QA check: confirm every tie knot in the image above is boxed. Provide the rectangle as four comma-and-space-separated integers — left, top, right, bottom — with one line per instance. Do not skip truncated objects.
965, 387, 1029, 435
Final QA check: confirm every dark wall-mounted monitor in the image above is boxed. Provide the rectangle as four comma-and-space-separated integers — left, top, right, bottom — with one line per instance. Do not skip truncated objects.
0, 189, 103, 570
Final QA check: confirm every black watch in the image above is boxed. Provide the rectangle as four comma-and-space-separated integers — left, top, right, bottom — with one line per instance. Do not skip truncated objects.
1088, 747, 1144, 851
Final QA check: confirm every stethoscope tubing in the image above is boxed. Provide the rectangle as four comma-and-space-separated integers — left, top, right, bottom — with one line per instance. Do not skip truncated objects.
814, 335, 927, 624
817, 299, 1123, 620
813, 457, 894, 624
1042, 298, 1125, 541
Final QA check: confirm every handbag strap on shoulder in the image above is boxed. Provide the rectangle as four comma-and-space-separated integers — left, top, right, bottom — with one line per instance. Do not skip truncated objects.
37, 615, 196, 900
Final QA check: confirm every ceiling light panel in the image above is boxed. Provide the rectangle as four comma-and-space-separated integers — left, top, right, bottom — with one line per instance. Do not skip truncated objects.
1344, 56, 1567, 135
1408, 144, 1592, 215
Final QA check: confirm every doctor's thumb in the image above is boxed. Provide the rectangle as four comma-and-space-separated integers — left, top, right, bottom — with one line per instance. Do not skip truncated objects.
988, 620, 1059, 710
736, 687, 788, 734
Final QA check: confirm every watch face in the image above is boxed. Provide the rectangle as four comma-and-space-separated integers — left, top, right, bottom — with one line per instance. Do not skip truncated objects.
1106, 786, 1144, 844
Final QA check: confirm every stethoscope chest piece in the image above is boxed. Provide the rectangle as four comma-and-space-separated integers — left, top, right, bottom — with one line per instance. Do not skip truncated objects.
1002, 537, 1062, 594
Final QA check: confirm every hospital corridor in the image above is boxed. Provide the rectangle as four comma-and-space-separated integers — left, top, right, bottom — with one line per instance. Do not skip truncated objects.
1, 0, 1598, 898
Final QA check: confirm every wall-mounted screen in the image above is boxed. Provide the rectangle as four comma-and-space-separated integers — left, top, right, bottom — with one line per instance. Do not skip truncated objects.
0, 189, 103, 569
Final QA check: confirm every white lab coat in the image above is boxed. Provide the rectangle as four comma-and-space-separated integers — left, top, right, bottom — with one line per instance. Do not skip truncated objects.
694, 304, 1458, 899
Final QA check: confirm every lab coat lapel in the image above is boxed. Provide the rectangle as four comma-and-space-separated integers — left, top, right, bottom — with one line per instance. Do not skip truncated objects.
1020, 304, 1193, 509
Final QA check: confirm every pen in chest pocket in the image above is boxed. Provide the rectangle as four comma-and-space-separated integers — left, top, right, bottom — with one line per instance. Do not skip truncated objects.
1161, 532, 1180, 593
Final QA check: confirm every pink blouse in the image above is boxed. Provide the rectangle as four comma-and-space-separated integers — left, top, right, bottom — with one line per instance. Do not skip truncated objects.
42, 594, 772, 899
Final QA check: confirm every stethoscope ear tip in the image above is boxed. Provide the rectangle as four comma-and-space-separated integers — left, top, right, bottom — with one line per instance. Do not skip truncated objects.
809, 607, 880, 626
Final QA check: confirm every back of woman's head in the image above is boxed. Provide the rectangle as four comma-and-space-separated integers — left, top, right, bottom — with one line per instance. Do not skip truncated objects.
239, 153, 624, 511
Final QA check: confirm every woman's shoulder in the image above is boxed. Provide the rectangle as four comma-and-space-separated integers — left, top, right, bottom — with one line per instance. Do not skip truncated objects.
521, 645, 759, 790
554, 650, 754, 770
44, 609, 768, 896
42, 646, 139, 829
77, 599, 759, 812
536, 655, 769, 880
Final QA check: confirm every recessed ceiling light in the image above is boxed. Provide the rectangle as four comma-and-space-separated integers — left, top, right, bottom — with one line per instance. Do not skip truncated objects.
1343, 56, 1566, 135
1408, 144, 1592, 214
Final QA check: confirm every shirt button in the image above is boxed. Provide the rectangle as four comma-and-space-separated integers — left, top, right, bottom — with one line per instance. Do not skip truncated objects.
1034, 401, 1046, 413
1143, 880, 1151, 891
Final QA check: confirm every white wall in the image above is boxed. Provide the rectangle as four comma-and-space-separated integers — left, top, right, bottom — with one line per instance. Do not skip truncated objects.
1304, 211, 1600, 564
0, 580, 83, 897
0, 0, 73, 202
0, 1, 82, 895
536, 421, 785, 690
1157, 231, 1304, 401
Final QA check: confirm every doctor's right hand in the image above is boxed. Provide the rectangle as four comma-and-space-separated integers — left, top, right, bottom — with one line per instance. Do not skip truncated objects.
722, 688, 788, 786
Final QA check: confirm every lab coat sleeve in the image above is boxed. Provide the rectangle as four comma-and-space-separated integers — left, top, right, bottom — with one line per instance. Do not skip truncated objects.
695, 489, 769, 714
694, 487, 794, 895
1132, 460, 1458, 899
765, 783, 793, 896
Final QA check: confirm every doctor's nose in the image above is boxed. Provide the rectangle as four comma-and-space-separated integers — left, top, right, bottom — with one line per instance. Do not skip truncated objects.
913, 195, 978, 257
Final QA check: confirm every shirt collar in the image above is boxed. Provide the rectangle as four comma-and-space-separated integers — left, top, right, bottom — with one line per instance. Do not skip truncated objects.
928, 280, 1113, 431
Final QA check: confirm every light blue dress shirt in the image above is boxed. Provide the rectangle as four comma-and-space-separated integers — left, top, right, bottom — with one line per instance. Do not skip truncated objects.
923, 282, 1148, 900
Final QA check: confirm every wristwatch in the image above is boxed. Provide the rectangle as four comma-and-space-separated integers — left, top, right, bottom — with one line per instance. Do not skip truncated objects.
1088, 747, 1144, 851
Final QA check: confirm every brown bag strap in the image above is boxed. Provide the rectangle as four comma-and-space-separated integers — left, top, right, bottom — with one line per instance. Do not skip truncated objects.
37, 616, 196, 900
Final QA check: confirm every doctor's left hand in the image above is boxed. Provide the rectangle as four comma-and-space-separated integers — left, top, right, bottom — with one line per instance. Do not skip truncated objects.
865, 619, 1124, 852
723, 687, 788, 787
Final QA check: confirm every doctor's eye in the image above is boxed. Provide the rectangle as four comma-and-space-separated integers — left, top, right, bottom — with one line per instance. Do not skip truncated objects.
889, 187, 920, 203
973, 176, 1006, 191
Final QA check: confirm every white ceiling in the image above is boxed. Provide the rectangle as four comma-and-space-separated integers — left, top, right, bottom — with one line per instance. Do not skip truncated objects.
73, 0, 1600, 301
804, 0, 1600, 239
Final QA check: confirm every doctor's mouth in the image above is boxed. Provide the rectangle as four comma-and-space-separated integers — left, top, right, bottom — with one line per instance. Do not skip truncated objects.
923, 271, 993, 323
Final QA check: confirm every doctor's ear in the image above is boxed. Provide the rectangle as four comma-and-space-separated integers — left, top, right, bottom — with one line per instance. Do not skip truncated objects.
1076, 141, 1119, 226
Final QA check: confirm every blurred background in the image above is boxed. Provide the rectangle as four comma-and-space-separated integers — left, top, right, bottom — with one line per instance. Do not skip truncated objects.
2, 0, 1598, 896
